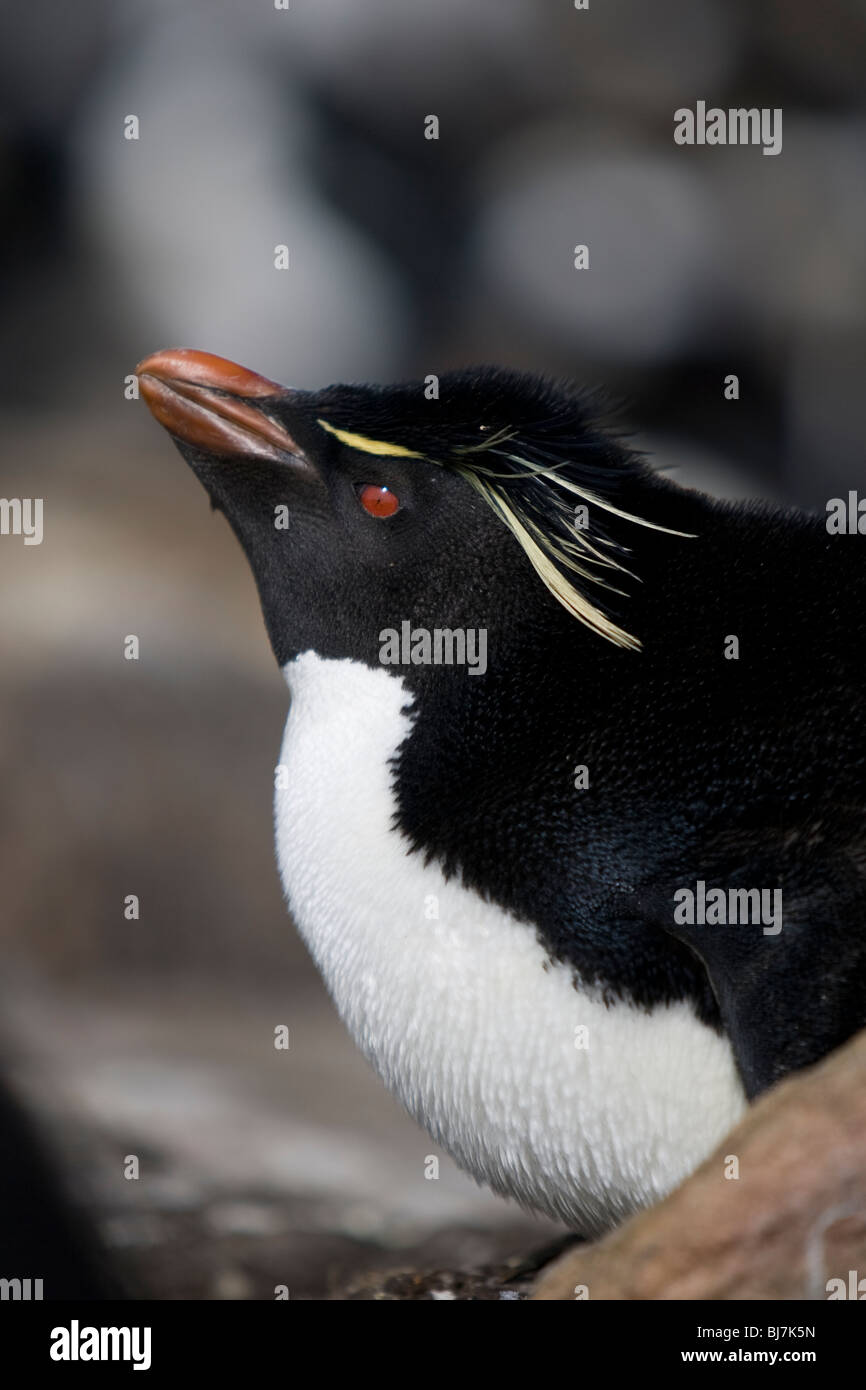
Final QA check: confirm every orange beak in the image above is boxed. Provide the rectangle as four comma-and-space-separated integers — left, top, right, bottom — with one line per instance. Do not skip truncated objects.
135, 348, 302, 464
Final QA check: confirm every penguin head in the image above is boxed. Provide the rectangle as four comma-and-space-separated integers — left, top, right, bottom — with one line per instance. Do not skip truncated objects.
136, 348, 667, 673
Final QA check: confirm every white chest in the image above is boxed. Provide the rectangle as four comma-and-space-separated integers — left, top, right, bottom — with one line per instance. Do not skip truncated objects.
274, 652, 745, 1232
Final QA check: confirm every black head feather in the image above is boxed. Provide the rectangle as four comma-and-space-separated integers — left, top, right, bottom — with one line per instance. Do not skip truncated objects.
315, 367, 691, 648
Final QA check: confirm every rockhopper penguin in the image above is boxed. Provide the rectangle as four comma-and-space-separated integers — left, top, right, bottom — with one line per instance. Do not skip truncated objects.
137, 348, 866, 1235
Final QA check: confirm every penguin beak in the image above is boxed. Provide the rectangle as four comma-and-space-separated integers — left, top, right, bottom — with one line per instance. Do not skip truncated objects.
135, 348, 307, 467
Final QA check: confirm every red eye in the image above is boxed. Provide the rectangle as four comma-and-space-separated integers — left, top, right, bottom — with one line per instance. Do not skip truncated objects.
359, 483, 400, 518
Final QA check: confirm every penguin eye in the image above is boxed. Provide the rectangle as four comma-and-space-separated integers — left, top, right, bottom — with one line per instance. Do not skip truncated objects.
358, 483, 400, 518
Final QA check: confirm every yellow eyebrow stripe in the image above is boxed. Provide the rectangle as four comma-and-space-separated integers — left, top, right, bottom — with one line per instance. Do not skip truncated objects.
317, 419, 423, 458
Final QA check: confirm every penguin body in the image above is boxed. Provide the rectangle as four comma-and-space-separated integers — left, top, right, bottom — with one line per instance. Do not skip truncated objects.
137, 348, 866, 1232
275, 651, 743, 1231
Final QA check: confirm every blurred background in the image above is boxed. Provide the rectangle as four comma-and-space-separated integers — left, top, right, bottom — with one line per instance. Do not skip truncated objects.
1, 0, 864, 1298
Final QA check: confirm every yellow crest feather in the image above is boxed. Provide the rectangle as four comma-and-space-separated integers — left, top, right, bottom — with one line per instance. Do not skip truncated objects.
317, 419, 422, 458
